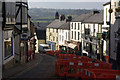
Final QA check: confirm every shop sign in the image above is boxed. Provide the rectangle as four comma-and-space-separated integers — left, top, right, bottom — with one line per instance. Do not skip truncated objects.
97, 33, 102, 39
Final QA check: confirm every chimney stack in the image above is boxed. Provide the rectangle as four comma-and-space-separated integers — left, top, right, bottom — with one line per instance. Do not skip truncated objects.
59, 14, 65, 21
66, 15, 72, 22
92, 11, 100, 15
55, 12, 59, 19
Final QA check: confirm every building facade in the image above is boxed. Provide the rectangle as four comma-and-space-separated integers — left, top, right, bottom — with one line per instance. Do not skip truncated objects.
82, 13, 103, 59
46, 15, 66, 50
102, 2, 110, 59
70, 13, 93, 55
110, 0, 120, 69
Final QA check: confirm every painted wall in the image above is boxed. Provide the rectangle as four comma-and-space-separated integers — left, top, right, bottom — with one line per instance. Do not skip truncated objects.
81, 23, 102, 56
46, 27, 59, 50
58, 29, 70, 46
103, 3, 110, 28
70, 22, 82, 42
102, 3, 110, 56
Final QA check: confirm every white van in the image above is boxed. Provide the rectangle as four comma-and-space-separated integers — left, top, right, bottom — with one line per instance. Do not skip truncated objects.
38, 44, 52, 53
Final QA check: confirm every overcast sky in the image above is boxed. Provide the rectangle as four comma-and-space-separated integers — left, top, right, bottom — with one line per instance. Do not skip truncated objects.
28, 0, 110, 9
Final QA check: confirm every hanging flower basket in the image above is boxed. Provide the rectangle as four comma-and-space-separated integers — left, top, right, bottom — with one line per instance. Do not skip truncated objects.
115, 7, 120, 12
108, 9, 113, 13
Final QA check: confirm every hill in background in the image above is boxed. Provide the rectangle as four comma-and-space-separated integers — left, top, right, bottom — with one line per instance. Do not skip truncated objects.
28, 8, 100, 27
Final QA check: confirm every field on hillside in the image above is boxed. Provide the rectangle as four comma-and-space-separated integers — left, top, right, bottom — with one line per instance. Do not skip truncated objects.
28, 8, 98, 27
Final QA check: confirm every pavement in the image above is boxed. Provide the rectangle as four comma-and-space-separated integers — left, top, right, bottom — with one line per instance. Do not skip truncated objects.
2, 53, 43, 80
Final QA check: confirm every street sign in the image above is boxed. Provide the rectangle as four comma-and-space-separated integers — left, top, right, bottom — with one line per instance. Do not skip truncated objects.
97, 33, 102, 39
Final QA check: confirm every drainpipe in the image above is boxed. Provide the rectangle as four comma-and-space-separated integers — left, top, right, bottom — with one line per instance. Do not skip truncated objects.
109, 0, 111, 63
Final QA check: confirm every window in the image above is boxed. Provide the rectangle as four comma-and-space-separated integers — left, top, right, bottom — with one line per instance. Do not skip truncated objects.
53, 36, 55, 41
72, 31, 73, 39
106, 8, 107, 21
75, 31, 76, 40
62, 36, 64, 42
75, 23, 76, 29
68, 32, 70, 40
78, 32, 80, 40
56, 37, 58, 42
66, 32, 67, 40
49, 35, 50, 40
78, 23, 80, 30
85, 28, 90, 35
71, 23, 73, 29
59, 35, 61, 41
4, 41, 12, 57
53, 29, 54, 33
56, 29, 58, 33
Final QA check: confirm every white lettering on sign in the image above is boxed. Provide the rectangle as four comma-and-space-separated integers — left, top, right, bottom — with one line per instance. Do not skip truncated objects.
94, 63, 99, 66
69, 62, 74, 65
88, 72, 91, 77
78, 63, 83, 66
73, 57, 76, 58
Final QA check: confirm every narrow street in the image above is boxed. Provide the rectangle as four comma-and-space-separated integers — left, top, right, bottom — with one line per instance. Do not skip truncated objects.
10, 54, 59, 80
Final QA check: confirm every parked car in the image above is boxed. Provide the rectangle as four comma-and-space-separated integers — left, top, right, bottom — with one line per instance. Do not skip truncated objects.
38, 44, 51, 53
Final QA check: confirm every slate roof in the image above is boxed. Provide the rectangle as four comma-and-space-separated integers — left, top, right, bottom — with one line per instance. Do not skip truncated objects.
83, 13, 103, 24
46, 19, 66, 29
72, 13, 92, 22
103, 2, 110, 6
59, 22, 70, 30
35, 24, 46, 40
36, 29, 46, 40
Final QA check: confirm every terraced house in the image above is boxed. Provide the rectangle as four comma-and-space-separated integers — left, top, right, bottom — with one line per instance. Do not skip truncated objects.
58, 16, 72, 53
1, 0, 36, 69
46, 14, 66, 50
82, 12, 103, 60
70, 13, 93, 55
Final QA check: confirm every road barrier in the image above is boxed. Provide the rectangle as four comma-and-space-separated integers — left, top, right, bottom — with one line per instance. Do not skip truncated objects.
46, 51, 119, 79
56, 59, 112, 78
46, 50, 61, 57
55, 54, 120, 79
81, 69, 120, 80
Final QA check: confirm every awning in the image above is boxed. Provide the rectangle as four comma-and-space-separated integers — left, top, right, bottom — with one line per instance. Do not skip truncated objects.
67, 43, 77, 49
59, 44, 68, 47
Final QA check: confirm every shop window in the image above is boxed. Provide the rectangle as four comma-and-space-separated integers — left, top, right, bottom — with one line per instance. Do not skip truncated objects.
4, 41, 12, 57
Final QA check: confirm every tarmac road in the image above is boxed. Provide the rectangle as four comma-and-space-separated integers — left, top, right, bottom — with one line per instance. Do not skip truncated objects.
11, 54, 59, 80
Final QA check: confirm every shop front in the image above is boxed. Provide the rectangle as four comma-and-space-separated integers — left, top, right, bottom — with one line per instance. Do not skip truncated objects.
82, 37, 97, 59
59, 40, 82, 55
28, 38, 35, 62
